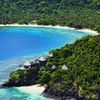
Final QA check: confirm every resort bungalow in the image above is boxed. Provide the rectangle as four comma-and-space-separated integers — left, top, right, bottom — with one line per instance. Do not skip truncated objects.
38, 56, 46, 62
62, 65, 68, 71
19, 61, 31, 70
33, 59, 40, 66
48, 53, 53, 58
38, 56, 47, 65
52, 65, 57, 70
35, 59, 40, 64
51, 65, 57, 71
23, 61, 31, 69
31, 58, 43, 67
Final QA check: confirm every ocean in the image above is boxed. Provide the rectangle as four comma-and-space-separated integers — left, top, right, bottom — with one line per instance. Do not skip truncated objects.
0, 26, 94, 100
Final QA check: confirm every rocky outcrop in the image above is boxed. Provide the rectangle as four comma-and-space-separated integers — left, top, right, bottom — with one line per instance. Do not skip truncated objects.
2, 67, 39, 87
43, 82, 79, 100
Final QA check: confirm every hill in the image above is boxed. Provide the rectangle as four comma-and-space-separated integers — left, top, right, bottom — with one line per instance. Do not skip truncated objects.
0, 0, 100, 32
3, 34, 100, 99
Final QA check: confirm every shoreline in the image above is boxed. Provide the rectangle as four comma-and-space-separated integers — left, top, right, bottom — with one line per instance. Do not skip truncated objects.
0, 24, 99, 35
16, 84, 46, 94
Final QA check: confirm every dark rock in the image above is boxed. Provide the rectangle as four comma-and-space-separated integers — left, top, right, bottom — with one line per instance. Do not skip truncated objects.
43, 82, 78, 100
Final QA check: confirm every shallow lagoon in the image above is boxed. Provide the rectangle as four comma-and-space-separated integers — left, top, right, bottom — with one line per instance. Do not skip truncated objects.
0, 26, 94, 100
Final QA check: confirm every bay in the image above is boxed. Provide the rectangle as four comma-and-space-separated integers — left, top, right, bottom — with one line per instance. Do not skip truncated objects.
0, 26, 94, 100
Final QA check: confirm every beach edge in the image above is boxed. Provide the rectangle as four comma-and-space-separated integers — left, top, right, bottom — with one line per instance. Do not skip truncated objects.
0, 24, 99, 35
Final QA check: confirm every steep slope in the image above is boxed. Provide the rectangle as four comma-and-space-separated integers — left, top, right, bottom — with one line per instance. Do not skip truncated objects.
3, 35, 100, 99
0, 0, 100, 32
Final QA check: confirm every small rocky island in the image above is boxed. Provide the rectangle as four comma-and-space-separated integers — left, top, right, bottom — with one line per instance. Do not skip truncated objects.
2, 35, 100, 100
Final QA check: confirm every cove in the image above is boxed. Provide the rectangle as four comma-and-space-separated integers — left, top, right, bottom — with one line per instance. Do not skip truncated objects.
0, 26, 94, 100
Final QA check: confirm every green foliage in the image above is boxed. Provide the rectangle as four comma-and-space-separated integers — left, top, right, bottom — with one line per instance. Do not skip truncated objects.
38, 35, 100, 99
0, 0, 100, 32
94, 25, 100, 32
9, 67, 38, 85
38, 71, 51, 84
1, 0, 99, 97
7, 35, 100, 99
10, 71, 20, 81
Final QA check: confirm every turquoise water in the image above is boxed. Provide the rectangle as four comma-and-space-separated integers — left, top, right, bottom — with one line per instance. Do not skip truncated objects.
0, 87, 48, 100
0, 26, 94, 100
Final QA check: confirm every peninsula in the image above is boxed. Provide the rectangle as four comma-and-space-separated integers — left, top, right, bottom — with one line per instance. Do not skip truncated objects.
2, 34, 100, 100
0, 0, 100, 99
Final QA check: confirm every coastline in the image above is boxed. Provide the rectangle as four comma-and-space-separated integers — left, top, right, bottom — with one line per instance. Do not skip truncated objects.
0, 24, 99, 35
0, 25, 99, 100
16, 84, 46, 94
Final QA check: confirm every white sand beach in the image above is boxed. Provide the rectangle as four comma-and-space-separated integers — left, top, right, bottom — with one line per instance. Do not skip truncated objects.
17, 84, 46, 94
77, 28, 99, 35
0, 24, 99, 35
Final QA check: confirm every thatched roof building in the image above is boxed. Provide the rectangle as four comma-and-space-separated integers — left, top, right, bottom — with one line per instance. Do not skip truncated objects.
23, 61, 31, 66
48, 53, 53, 57
34, 59, 40, 64
62, 65, 68, 71
52, 65, 57, 70
38, 56, 46, 62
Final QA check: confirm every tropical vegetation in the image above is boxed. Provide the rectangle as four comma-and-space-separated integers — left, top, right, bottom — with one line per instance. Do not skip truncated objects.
3, 35, 100, 99
0, 0, 100, 32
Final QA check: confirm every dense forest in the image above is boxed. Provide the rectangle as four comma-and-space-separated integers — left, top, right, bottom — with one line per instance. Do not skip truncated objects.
0, 0, 100, 32
1, 1, 100, 99
3, 35, 100, 99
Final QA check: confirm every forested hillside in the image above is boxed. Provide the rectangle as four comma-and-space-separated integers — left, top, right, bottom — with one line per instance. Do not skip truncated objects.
3, 34, 100, 99
0, 0, 100, 32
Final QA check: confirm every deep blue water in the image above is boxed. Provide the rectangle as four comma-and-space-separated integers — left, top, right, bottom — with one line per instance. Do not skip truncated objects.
0, 26, 94, 100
